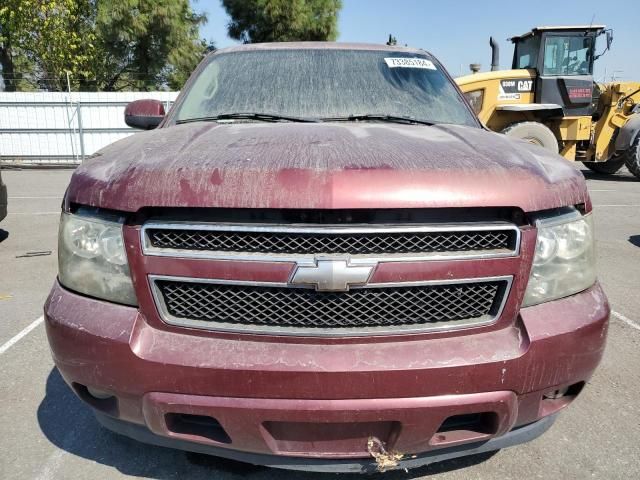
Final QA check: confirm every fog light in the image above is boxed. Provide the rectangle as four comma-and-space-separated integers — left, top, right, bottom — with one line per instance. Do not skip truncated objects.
87, 386, 113, 399
543, 387, 569, 400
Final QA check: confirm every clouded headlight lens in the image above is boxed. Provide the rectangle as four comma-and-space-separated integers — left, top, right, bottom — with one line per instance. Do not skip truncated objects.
523, 209, 596, 306
58, 210, 137, 306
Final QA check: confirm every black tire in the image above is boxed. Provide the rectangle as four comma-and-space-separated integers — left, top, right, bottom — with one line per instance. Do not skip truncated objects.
582, 156, 625, 174
501, 122, 559, 153
622, 134, 640, 179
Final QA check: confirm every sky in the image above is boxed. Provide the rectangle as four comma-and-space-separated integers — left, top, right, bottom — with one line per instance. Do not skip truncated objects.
194, 0, 640, 81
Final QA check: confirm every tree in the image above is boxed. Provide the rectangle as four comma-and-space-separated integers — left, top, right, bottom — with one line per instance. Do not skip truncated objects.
222, 0, 341, 44
0, 0, 96, 91
0, 0, 28, 91
96, 0, 210, 91
1, 0, 210, 92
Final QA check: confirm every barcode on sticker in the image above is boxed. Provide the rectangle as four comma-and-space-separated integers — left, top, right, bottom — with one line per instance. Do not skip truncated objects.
384, 57, 436, 70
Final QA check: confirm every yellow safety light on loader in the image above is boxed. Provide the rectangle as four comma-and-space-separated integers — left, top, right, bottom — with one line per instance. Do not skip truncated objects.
456, 26, 640, 178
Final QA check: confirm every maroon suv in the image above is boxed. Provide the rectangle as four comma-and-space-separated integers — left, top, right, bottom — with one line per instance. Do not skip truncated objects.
44, 43, 609, 473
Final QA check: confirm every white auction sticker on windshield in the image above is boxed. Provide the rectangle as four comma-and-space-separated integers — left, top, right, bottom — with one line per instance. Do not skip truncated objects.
384, 57, 436, 70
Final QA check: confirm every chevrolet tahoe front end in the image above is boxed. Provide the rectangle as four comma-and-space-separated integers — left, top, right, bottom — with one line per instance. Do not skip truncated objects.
44, 43, 609, 473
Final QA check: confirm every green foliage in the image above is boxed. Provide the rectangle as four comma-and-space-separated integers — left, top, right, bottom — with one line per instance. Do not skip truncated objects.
222, 0, 341, 43
0, 0, 97, 91
0, 0, 210, 91
96, 0, 209, 91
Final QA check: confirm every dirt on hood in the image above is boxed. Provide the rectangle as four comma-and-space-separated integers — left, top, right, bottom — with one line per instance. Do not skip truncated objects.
66, 121, 589, 213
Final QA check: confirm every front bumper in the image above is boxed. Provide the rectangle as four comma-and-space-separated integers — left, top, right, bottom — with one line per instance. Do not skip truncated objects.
96, 410, 558, 473
45, 280, 609, 471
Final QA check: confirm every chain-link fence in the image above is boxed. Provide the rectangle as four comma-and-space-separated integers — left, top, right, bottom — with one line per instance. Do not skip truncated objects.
0, 91, 178, 167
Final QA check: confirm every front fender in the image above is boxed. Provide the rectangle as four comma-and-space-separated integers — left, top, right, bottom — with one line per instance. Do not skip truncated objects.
615, 113, 640, 152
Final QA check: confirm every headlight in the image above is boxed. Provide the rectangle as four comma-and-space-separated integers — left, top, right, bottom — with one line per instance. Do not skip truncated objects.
464, 89, 484, 115
523, 209, 596, 306
58, 210, 137, 306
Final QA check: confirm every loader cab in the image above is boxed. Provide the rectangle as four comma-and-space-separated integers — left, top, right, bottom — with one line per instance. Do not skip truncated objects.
511, 26, 605, 116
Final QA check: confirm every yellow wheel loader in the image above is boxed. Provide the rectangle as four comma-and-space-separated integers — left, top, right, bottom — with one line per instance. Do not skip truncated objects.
456, 26, 640, 178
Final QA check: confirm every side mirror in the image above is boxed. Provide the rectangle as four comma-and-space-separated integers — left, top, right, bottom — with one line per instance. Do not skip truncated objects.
124, 99, 166, 130
594, 29, 613, 61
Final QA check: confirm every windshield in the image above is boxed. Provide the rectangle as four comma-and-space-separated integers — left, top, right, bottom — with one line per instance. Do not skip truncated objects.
174, 49, 477, 127
514, 37, 540, 69
543, 36, 594, 76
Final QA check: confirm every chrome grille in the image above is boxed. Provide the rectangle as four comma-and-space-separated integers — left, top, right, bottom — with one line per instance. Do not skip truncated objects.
154, 279, 508, 334
145, 225, 517, 256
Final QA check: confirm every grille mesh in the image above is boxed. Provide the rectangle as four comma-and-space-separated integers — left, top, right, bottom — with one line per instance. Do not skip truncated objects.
156, 280, 505, 331
147, 228, 515, 256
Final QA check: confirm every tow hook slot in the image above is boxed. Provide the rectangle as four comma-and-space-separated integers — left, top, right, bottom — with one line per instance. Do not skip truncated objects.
431, 412, 499, 446
165, 413, 231, 444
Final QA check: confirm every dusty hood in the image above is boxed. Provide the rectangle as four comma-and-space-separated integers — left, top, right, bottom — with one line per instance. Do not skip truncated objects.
67, 122, 588, 213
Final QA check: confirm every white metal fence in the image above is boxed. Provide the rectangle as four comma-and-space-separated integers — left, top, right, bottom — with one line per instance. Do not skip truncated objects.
0, 91, 179, 166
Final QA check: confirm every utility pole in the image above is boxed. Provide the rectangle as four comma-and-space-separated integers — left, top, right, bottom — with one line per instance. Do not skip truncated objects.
611, 70, 624, 82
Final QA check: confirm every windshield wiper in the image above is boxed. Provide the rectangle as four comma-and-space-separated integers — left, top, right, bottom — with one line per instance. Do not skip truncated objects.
176, 112, 319, 124
322, 114, 436, 126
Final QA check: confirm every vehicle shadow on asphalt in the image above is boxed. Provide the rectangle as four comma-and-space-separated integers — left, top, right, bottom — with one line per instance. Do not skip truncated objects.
38, 368, 497, 479
0, 229, 8, 243
581, 170, 638, 182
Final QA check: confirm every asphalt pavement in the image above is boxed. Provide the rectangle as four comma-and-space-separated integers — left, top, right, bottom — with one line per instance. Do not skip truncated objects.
0, 166, 638, 480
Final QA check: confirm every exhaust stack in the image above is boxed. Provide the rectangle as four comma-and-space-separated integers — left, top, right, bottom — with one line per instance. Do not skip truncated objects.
490, 37, 499, 71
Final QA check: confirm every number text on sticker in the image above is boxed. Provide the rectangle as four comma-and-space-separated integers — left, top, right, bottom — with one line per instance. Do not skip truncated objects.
384, 58, 437, 70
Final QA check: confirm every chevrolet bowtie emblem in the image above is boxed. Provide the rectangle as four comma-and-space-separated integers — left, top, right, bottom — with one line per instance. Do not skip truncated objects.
289, 259, 375, 292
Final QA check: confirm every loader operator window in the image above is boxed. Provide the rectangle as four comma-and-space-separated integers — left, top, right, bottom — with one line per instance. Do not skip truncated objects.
543, 36, 593, 76
515, 37, 539, 69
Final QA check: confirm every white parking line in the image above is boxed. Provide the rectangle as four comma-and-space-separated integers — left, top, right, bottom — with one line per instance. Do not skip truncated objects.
36, 449, 68, 480
612, 311, 640, 332
593, 204, 640, 207
0, 316, 44, 355
8, 196, 62, 199
7, 212, 60, 216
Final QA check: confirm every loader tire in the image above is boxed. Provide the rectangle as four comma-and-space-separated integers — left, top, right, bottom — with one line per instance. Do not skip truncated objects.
622, 134, 640, 180
501, 122, 559, 153
582, 156, 625, 174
